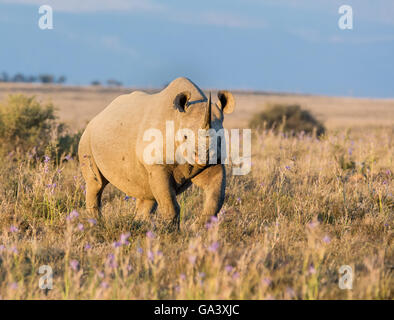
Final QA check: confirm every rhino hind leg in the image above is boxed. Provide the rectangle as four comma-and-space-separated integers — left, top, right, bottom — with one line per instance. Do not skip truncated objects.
135, 199, 157, 221
79, 131, 108, 219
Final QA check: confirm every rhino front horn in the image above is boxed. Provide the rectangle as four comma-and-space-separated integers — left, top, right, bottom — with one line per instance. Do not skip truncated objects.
204, 92, 211, 129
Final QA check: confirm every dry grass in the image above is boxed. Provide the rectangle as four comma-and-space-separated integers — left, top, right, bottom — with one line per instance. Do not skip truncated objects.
0, 84, 393, 299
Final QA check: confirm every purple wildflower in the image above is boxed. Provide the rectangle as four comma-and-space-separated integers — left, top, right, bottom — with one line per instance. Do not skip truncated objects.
308, 265, 316, 275
120, 232, 131, 245
307, 221, 319, 229
77, 223, 84, 231
286, 287, 295, 298
106, 254, 117, 268
84, 243, 92, 250
10, 225, 19, 233
188, 255, 197, 265
100, 281, 109, 289
9, 282, 18, 290
147, 250, 154, 262
146, 231, 155, 239
225, 265, 234, 273
180, 273, 186, 281
208, 241, 219, 252
70, 260, 79, 271
210, 216, 218, 223
47, 183, 57, 189
9, 246, 18, 254
113, 241, 122, 248
67, 210, 79, 221
70, 210, 79, 218
137, 247, 143, 254
124, 196, 130, 201
218, 209, 226, 217
65, 155, 72, 161
205, 216, 219, 229
88, 218, 97, 226
285, 165, 291, 170
198, 272, 206, 278
44, 155, 50, 163
262, 277, 272, 286
232, 272, 240, 279
322, 235, 331, 244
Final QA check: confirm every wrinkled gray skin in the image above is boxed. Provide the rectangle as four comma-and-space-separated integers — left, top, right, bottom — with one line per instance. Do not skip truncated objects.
78, 77, 235, 230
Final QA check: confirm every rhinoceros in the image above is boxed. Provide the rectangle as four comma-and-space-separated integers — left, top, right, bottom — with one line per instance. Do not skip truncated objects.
78, 77, 235, 229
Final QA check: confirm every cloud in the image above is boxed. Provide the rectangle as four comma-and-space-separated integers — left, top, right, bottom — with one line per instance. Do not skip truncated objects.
328, 34, 394, 44
289, 27, 394, 45
259, 0, 394, 26
60, 30, 139, 57
197, 11, 267, 29
99, 35, 138, 56
169, 10, 267, 29
1, 0, 267, 29
0, 0, 163, 13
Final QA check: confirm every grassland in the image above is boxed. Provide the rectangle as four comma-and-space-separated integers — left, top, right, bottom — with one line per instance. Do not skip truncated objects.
0, 83, 393, 299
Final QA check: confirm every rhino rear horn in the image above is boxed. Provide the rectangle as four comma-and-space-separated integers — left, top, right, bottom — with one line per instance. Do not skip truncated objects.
174, 91, 191, 112
203, 92, 211, 129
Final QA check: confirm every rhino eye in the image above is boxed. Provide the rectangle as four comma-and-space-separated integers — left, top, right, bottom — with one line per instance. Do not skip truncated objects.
184, 135, 188, 140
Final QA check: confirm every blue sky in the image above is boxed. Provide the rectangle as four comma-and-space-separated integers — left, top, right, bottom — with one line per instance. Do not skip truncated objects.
1, 0, 393, 97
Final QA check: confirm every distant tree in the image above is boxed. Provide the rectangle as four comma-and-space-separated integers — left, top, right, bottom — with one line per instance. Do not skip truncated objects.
39, 74, 55, 83
57, 75, 66, 84
27, 75, 37, 83
106, 79, 122, 87
0, 72, 9, 82
91, 80, 101, 86
12, 73, 26, 82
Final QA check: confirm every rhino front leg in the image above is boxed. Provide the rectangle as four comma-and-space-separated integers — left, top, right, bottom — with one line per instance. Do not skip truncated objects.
192, 164, 226, 221
148, 166, 180, 230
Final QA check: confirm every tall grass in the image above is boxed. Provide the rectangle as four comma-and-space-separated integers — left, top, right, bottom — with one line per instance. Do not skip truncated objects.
0, 126, 392, 299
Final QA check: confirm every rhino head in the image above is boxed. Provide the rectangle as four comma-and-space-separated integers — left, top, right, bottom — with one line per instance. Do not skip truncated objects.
172, 90, 235, 166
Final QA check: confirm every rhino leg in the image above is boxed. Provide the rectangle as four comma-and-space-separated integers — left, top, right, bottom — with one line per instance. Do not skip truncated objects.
191, 164, 226, 221
135, 199, 157, 221
148, 166, 180, 230
79, 131, 108, 219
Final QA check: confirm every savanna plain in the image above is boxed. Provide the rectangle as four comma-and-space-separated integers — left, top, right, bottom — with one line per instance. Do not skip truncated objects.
0, 83, 392, 299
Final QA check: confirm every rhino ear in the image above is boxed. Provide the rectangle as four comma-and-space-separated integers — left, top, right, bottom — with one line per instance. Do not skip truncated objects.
218, 90, 235, 114
173, 91, 191, 112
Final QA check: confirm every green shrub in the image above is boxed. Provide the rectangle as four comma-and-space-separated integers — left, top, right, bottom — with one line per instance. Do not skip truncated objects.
0, 94, 81, 159
249, 104, 325, 137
